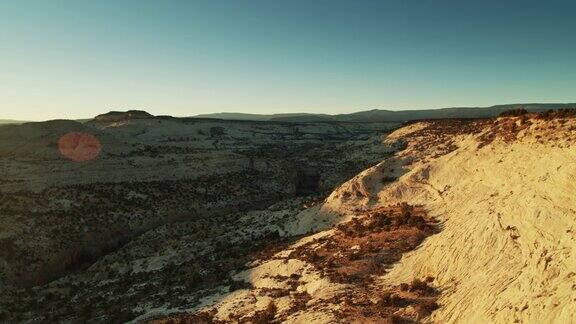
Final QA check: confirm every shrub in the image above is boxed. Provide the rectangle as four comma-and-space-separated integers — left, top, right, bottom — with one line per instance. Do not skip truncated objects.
409, 278, 436, 294
388, 293, 407, 307
261, 288, 290, 297
377, 291, 393, 306
388, 314, 406, 324
288, 292, 311, 313
556, 108, 576, 118
415, 300, 439, 315
399, 203, 412, 218
499, 108, 527, 117
537, 108, 576, 119
251, 302, 276, 324
409, 278, 427, 291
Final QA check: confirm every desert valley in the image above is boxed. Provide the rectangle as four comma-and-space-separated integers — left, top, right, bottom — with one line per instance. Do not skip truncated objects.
1, 107, 575, 323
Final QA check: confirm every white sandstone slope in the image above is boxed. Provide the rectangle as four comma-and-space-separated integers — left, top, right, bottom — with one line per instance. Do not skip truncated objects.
278, 117, 576, 323
367, 118, 576, 323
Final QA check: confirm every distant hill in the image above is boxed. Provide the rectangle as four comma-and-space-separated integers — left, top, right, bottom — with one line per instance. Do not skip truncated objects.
93, 110, 154, 122
5, 103, 575, 126
194, 103, 576, 123
269, 114, 335, 122
331, 104, 576, 122
192, 112, 333, 122
0, 119, 28, 125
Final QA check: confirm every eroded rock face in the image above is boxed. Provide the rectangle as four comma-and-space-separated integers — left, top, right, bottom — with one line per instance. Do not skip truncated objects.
379, 116, 576, 323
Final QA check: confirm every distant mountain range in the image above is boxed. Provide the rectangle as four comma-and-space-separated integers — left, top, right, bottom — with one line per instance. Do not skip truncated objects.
2, 103, 575, 126
194, 103, 576, 123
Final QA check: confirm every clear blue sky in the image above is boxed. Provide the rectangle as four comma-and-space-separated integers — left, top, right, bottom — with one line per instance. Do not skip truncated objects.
1, 0, 575, 121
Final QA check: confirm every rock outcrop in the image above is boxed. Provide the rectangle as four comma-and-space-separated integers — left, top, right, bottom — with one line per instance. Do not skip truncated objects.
93, 110, 154, 122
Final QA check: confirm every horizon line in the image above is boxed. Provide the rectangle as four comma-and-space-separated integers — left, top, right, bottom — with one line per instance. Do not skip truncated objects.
3, 101, 575, 122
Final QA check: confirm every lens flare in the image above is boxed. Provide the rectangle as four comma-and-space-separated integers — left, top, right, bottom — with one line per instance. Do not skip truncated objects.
58, 132, 102, 162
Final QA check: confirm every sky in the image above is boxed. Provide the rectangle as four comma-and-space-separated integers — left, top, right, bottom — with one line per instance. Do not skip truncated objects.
1, 0, 575, 121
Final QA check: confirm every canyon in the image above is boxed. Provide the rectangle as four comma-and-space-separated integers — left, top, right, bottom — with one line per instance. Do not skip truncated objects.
1, 110, 575, 323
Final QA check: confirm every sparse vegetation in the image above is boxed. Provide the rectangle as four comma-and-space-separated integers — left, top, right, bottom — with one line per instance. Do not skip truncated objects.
250, 301, 277, 324
209, 126, 226, 138
499, 108, 528, 117
294, 203, 438, 285
537, 108, 576, 119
